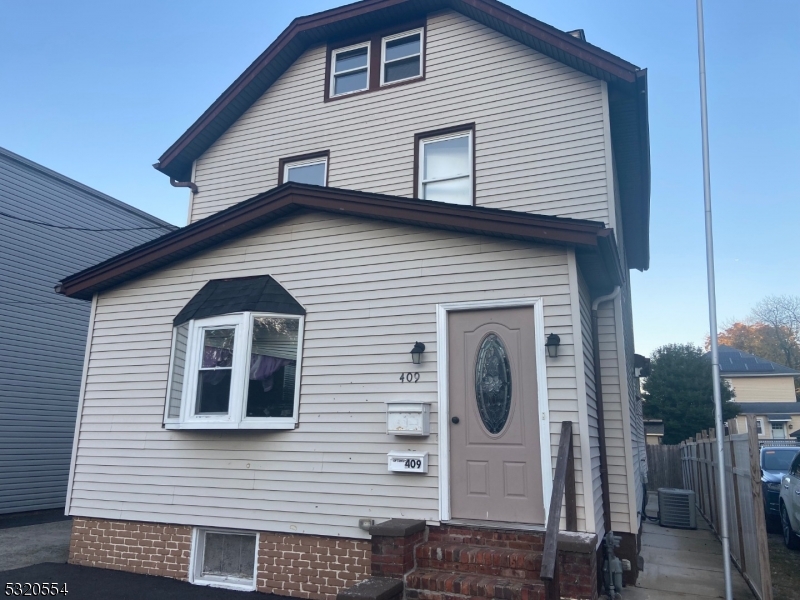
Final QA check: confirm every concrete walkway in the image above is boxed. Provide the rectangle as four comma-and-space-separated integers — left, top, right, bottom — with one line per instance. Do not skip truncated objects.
0, 519, 72, 571
624, 496, 756, 600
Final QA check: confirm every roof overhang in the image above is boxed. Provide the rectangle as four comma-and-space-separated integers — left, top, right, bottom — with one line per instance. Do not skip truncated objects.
152, 0, 650, 271
56, 183, 623, 300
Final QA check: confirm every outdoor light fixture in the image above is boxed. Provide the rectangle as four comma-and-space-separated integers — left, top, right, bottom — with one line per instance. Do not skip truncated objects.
410, 342, 426, 364
545, 333, 560, 358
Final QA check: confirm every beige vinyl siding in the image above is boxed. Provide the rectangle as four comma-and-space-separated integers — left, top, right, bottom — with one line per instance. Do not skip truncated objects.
191, 10, 609, 225
727, 376, 797, 403
621, 285, 644, 523
594, 298, 633, 532
578, 272, 604, 540
70, 211, 590, 538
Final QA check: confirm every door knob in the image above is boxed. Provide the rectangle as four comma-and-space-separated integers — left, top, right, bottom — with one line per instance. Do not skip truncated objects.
451, 416, 460, 424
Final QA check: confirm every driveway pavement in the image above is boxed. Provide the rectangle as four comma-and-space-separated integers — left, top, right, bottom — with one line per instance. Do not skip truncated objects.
0, 519, 72, 571
1, 563, 279, 599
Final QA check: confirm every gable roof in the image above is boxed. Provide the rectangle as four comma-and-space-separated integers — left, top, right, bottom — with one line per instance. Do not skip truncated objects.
709, 345, 800, 377
733, 402, 800, 415
153, 0, 650, 271
55, 182, 623, 301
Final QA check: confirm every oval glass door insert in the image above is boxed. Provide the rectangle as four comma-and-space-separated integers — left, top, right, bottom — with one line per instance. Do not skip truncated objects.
474, 333, 512, 434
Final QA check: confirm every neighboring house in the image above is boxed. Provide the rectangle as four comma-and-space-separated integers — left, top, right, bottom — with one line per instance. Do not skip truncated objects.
0, 146, 174, 515
644, 419, 664, 445
56, 1, 650, 598
714, 346, 800, 441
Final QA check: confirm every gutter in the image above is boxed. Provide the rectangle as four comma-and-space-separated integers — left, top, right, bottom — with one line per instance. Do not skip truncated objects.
169, 177, 198, 194
591, 286, 621, 532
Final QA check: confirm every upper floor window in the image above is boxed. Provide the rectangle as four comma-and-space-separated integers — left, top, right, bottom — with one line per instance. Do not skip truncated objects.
284, 155, 328, 186
381, 29, 423, 86
331, 43, 370, 97
325, 22, 425, 101
417, 127, 474, 205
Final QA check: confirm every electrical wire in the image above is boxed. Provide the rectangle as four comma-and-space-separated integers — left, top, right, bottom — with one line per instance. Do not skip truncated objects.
0, 210, 173, 232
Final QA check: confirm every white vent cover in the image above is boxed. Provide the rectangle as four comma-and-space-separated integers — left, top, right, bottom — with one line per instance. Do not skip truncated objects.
658, 488, 697, 529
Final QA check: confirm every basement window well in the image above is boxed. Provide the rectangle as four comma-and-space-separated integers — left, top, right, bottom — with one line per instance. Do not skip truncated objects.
191, 529, 258, 591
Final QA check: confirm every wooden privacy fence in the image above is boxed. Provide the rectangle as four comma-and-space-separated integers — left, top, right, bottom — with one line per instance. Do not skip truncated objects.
645, 444, 682, 491
680, 415, 772, 600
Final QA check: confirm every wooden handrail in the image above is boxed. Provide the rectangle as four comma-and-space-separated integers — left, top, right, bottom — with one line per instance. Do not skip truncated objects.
540, 420, 576, 600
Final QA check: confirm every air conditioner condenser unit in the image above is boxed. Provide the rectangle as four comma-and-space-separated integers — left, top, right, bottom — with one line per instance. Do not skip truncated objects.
657, 488, 697, 529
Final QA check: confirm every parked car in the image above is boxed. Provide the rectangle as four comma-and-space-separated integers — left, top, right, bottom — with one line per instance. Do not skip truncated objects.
761, 446, 800, 521
779, 452, 800, 550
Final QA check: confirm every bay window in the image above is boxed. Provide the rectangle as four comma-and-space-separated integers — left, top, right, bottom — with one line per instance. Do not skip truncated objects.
164, 312, 304, 430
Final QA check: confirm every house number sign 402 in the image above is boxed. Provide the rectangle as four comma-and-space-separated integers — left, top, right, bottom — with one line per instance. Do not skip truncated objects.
399, 372, 420, 382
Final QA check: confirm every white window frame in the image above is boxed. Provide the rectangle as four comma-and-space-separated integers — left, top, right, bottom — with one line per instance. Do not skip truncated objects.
189, 528, 259, 592
330, 42, 370, 97
418, 130, 473, 205
756, 418, 763, 435
380, 28, 424, 86
165, 311, 304, 430
283, 156, 328, 186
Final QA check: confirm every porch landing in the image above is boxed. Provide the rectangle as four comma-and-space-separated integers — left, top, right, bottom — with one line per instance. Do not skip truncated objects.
624, 494, 755, 600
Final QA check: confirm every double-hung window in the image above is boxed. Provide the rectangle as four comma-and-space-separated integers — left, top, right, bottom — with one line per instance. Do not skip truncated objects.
381, 29, 423, 85
331, 43, 370, 97
165, 312, 304, 430
418, 129, 473, 205
283, 156, 327, 186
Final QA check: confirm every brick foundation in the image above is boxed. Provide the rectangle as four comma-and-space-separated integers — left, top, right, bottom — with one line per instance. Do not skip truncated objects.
258, 532, 371, 599
68, 518, 192, 579
69, 519, 371, 600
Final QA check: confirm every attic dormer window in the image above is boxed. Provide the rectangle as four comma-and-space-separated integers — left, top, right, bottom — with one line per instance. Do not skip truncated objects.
331, 42, 370, 97
381, 29, 423, 85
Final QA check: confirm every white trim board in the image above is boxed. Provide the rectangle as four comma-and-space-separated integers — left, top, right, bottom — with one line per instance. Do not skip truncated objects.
64, 293, 98, 515
436, 297, 553, 524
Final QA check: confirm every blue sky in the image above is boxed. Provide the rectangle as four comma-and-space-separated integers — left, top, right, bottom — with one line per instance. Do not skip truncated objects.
2, 1, 798, 355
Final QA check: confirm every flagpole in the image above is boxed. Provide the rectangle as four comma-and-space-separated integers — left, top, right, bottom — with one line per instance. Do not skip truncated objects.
695, 1, 733, 598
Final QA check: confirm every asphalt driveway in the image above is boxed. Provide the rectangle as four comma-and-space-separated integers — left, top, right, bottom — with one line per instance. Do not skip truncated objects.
1, 563, 284, 599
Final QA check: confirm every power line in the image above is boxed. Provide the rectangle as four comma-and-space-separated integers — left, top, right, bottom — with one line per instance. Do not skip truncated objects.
0, 210, 173, 232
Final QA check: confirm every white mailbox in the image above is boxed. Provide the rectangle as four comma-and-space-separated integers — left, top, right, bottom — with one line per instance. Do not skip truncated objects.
388, 451, 429, 474
386, 402, 431, 436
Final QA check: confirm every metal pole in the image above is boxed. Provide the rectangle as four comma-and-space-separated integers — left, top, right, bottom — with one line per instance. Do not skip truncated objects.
695, 1, 733, 599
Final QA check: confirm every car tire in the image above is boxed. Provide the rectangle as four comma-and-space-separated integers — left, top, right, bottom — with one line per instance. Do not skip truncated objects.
781, 503, 800, 551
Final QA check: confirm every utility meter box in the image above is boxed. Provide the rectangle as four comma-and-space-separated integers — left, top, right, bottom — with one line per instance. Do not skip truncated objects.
387, 451, 429, 474
386, 402, 431, 436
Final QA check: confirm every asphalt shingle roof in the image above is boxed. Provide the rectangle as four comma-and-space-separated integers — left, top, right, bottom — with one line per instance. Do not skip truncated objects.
733, 402, 800, 415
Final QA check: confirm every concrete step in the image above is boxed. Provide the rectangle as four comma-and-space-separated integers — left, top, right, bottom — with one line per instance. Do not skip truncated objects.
415, 541, 543, 579
405, 569, 545, 600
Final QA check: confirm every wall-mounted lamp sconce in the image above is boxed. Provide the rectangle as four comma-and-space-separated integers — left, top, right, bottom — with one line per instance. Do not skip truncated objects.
410, 342, 426, 365
545, 333, 560, 358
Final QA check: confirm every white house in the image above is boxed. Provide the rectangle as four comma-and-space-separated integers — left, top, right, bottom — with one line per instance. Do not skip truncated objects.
57, 1, 651, 599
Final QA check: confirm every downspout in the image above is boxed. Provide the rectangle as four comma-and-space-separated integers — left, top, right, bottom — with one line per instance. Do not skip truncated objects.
170, 178, 198, 194
591, 286, 621, 533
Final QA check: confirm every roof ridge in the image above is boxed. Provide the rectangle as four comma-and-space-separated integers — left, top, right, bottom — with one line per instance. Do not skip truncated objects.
0, 145, 176, 229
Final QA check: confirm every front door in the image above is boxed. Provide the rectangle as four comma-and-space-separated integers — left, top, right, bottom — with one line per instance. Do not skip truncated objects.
448, 307, 544, 524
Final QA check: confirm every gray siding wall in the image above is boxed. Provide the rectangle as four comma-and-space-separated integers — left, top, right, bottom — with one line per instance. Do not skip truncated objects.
0, 147, 172, 514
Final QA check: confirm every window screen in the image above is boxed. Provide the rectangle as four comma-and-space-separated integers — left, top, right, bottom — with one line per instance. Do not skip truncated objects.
383, 31, 422, 84
285, 159, 327, 186
420, 132, 472, 205
332, 45, 369, 96
201, 532, 256, 581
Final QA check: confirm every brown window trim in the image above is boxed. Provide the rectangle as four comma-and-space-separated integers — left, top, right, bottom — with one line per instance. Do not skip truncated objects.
413, 123, 476, 206
324, 20, 426, 102
278, 150, 330, 186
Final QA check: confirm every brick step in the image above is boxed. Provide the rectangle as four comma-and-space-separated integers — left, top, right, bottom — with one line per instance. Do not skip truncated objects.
416, 542, 543, 579
405, 569, 545, 600
426, 525, 545, 551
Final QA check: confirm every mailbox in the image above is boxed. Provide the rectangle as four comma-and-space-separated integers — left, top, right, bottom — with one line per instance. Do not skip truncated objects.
386, 402, 431, 436
387, 451, 429, 474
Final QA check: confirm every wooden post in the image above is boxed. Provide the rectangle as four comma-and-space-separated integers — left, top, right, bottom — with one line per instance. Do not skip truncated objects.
565, 431, 577, 532
727, 419, 745, 573
746, 415, 773, 600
